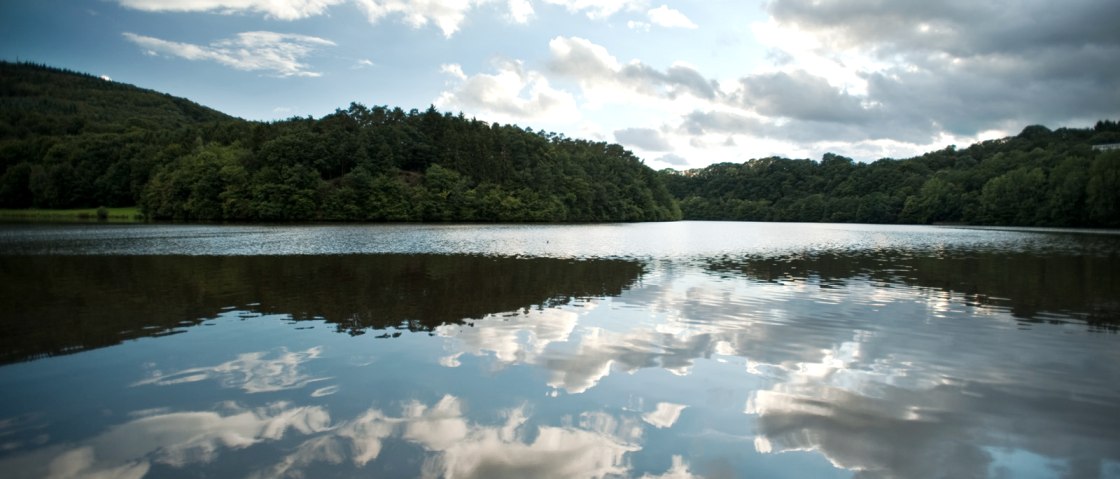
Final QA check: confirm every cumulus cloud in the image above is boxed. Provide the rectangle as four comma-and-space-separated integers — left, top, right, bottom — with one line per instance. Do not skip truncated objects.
647, 5, 696, 29
354, 0, 475, 38
116, 0, 345, 20
548, 36, 718, 101
540, 35, 931, 157
506, 0, 534, 22
614, 127, 673, 151
435, 59, 580, 124
122, 31, 335, 77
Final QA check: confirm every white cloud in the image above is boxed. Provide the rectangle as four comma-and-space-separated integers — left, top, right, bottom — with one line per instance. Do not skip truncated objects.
435, 59, 580, 124
548, 36, 621, 79
507, 0, 534, 23
116, 0, 346, 20
541, 0, 647, 20
440, 63, 468, 80
110, 0, 1118, 167
122, 31, 335, 77
353, 0, 474, 38
647, 5, 696, 29
548, 36, 718, 102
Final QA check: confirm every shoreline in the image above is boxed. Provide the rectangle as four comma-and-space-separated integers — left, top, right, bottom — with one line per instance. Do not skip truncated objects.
0, 207, 144, 223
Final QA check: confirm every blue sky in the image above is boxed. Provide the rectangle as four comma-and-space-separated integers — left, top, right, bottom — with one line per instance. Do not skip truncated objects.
2, 0, 1118, 169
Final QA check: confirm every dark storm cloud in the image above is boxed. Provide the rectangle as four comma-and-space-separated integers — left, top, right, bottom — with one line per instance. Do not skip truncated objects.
733, 70, 869, 123
767, 0, 1120, 58
763, 0, 1120, 138
614, 127, 674, 151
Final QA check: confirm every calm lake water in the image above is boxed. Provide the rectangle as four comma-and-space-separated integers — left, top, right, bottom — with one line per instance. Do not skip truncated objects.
1, 221, 1118, 479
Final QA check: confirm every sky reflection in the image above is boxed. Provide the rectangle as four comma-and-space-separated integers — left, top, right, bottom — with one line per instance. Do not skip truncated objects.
134, 347, 328, 394
2, 223, 1119, 478
0, 393, 703, 479
428, 262, 1120, 478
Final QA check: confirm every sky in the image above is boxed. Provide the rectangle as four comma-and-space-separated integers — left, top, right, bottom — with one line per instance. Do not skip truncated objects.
1, 0, 1118, 169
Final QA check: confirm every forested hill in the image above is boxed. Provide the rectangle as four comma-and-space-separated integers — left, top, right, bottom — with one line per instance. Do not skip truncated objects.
662, 123, 1120, 227
0, 62, 680, 222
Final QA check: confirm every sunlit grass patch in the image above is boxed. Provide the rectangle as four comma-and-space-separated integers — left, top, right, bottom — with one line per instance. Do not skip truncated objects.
0, 206, 144, 222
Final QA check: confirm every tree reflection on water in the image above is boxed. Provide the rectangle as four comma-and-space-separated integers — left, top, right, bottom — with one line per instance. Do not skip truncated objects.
0, 254, 644, 364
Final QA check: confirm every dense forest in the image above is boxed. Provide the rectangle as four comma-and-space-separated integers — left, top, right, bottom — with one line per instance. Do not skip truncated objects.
0, 62, 679, 222
661, 123, 1120, 227
2, 61, 1118, 227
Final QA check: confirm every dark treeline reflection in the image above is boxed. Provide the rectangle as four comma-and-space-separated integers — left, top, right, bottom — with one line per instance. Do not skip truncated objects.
707, 248, 1120, 329
0, 254, 643, 364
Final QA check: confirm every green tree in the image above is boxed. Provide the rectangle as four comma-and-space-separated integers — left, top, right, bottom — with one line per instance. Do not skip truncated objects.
1086, 151, 1120, 227
978, 167, 1047, 225
901, 176, 965, 224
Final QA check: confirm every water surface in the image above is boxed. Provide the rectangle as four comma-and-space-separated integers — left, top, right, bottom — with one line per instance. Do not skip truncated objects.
1, 222, 1118, 478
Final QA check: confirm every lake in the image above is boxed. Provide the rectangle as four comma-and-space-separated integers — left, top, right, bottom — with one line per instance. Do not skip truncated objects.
1, 221, 1118, 479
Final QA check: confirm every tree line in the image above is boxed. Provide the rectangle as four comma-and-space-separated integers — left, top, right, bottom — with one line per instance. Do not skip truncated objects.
0, 62, 680, 222
2, 61, 1117, 227
661, 122, 1120, 227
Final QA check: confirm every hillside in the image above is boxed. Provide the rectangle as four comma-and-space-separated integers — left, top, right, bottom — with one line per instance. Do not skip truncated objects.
4, 61, 1116, 227
0, 61, 233, 136
0, 62, 680, 222
662, 123, 1120, 227
0, 62, 240, 209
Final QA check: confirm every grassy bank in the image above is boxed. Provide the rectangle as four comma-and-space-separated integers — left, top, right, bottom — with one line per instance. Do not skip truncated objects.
0, 207, 144, 223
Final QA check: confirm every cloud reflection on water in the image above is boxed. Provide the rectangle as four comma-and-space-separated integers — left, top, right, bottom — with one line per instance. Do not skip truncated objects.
3, 224, 1118, 478
133, 346, 329, 394
0, 402, 331, 479
431, 262, 1120, 478
0, 394, 701, 479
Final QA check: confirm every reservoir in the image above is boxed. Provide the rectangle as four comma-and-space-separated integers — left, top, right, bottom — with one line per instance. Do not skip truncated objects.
1, 221, 1118, 478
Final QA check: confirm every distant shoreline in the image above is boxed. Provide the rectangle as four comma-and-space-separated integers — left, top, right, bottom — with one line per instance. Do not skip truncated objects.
0, 207, 144, 223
